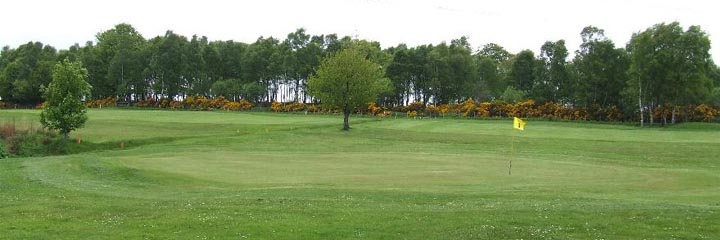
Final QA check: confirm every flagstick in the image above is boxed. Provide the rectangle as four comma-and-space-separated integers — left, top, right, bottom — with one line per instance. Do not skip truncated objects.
509, 132, 514, 176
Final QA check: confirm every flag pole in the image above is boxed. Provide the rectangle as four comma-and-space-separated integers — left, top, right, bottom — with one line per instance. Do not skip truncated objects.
510, 117, 524, 176
509, 131, 514, 176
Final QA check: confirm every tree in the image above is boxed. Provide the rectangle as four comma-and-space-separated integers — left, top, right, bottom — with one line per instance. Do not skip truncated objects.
186, 35, 210, 96
0, 42, 57, 104
308, 46, 390, 130
476, 57, 500, 100
148, 31, 189, 99
510, 50, 536, 93
242, 37, 282, 102
573, 26, 629, 107
626, 22, 713, 125
40, 59, 92, 139
534, 40, 571, 103
477, 43, 511, 64
95, 23, 146, 100
476, 43, 513, 99
386, 44, 415, 105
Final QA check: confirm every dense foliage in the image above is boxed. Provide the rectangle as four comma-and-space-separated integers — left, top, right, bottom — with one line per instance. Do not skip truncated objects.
308, 45, 390, 130
40, 60, 92, 138
1, 22, 719, 125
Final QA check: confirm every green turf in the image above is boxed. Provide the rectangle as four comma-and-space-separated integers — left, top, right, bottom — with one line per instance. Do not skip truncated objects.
1, 109, 719, 239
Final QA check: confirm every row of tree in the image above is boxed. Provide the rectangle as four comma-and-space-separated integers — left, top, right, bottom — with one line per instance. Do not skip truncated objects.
1, 22, 719, 124
0, 24, 357, 105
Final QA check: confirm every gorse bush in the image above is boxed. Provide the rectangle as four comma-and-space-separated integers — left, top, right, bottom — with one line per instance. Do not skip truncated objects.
364, 100, 718, 123
270, 101, 283, 112
91, 96, 256, 111
694, 104, 718, 122
86, 97, 117, 108
76, 96, 719, 123
367, 102, 383, 115
407, 110, 418, 118
283, 102, 306, 112
220, 100, 254, 111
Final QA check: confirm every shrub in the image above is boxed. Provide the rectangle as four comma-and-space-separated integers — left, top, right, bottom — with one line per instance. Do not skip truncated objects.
158, 99, 170, 108
425, 105, 439, 117
210, 97, 229, 109
407, 101, 425, 112
135, 98, 156, 107
270, 101, 283, 112
284, 102, 306, 112
182, 96, 211, 110
537, 102, 560, 119
197, 97, 212, 110
516, 100, 537, 118
306, 104, 319, 113
438, 104, 451, 117
184, 96, 197, 107
475, 102, 492, 117
500, 102, 517, 117
169, 101, 183, 109
0, 101, 6, 109
606, 105, 623, 122
459, 99, 476, 117
407, 110, 418, 118
573, 108, 589, 120
376, 110, 392, 118
237, 99, 254, 111
86, 97, 118, 108
221, 102, 242, 111
368, 102, 383, 115
695, 104, 718, 122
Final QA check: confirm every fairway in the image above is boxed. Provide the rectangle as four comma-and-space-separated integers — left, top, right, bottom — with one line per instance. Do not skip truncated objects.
1, 109, 719, 239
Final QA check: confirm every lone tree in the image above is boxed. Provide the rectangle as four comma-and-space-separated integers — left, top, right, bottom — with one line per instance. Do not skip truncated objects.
308, 46, 390, 130
40, 59, 92, 139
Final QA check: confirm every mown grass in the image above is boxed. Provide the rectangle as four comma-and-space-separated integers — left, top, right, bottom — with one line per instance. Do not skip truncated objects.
1, 109, 719, 239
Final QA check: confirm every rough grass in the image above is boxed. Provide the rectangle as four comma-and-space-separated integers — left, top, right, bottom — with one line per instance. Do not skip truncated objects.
1, 109, 719, 239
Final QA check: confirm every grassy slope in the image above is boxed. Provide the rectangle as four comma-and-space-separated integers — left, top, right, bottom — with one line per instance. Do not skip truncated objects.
1, 109, 719, 239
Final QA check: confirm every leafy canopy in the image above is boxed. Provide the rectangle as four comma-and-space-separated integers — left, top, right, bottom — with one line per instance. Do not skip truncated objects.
40, 59, 92, 138
308, 45, 390, 130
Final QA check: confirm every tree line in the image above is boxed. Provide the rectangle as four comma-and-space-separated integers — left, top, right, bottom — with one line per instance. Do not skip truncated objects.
1, 22, 719, 124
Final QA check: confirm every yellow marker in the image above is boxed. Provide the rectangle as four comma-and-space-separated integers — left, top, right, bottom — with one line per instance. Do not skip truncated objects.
513, 117, 525, 131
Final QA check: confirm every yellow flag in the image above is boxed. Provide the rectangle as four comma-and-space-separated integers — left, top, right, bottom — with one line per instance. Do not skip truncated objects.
513, 117, 525, 131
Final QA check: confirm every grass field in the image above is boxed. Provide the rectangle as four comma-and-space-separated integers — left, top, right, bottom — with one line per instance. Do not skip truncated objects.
1, 109, 719, 239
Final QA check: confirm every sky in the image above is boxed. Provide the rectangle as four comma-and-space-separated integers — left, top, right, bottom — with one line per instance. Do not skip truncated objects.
1, 0, 718, 61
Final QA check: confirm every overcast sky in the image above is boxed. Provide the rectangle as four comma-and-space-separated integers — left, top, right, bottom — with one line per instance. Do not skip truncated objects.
1, 0, 718, 61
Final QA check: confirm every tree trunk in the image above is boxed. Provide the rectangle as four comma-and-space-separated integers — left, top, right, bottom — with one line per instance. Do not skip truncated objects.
343, 107, 350, 131
649, 104, 654, 126
638, 79, 644, 127
671, 106, 677, 125
63, 132, 69, 140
